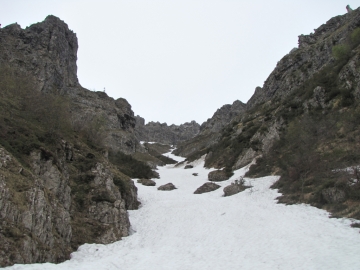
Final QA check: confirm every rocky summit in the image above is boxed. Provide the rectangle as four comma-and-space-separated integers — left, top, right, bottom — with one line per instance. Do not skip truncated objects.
0, 15, 142, 155
135, 116, 200, 145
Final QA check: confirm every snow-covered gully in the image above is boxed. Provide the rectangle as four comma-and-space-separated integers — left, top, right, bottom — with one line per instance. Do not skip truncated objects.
8, 151, 360, 270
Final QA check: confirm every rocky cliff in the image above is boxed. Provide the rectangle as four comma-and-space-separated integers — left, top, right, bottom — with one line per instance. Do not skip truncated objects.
0, 16, 143, 267
135, 116, 200, 145
0, 15, 143, 155
0, 15, 79, 93
173, 100, 245, 158
0, 138, 138, 266
247, 10, 360, 108
176, 7, 360, 219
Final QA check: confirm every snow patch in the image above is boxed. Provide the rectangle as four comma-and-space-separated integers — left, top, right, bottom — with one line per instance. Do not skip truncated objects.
7, 155, 360, 270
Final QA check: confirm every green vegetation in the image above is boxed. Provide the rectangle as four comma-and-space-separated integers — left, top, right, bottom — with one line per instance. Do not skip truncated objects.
0, 67, 72, 167
143, 142, 177, 164
244, 26, 360, 218
108, 150, 155, 179
332, 44, 351, 61
0, 66, 140, 212
247, 108, 360, 219
204, 117, 264, 172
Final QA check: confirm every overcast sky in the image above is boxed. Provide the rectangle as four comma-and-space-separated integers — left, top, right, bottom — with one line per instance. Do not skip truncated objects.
1, 1, 359, 125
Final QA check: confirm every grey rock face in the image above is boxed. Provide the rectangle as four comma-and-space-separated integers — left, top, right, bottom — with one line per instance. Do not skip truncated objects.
232, 148, 257, 171
157, 183, 177, 191
0, 16, 142, 155
174, 100, 245, 158
69, 90, 141, 154
247, 11, 360, 108
0, 146, 72, 266
200, 100, 246, 134
135, 116, 200, 145
194, 182, 221, 194
0, 16, 79, 93
303, 86, 327, 111
0, 143, 138, 267
87, 162, 132, 242
208, 170, 229, 182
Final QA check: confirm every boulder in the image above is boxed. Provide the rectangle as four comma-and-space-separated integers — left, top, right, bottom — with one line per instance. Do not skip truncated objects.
137, 178, 156, 186
223, 184, 247, 197
184, 165, 194, 169
158, 183, 177, 191
192, 173, 198, 176
208, 170, 229, 182
194, 182, 221, 194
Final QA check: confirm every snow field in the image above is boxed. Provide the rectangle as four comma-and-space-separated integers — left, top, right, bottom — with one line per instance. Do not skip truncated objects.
7, 151, 360, 270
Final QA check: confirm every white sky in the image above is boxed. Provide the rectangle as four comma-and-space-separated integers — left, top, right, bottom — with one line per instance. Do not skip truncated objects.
1, 1, 358, 124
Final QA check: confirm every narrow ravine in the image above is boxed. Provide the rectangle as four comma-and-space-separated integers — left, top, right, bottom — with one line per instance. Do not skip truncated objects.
8, 150, 360, 270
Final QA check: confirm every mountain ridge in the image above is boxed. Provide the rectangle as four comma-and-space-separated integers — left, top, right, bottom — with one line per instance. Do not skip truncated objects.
2, 7, 360, 267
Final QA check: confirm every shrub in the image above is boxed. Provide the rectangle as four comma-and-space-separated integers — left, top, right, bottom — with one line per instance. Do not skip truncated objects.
332, 44, 351, 61
109, 150, 154, 179
351, 27, 360, 45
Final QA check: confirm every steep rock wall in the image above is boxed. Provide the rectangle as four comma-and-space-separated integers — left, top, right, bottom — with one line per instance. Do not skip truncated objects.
0, 16, 142, 155
173, 100, 245, 158
247, 9, 360, 108
0, 142, 138, 267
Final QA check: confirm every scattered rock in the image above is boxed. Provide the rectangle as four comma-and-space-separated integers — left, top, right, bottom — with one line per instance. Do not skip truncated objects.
208, 170, 229, 182
137, 178, 156, 186
157, 183, 177, 191
194, 182, 221, 194
184, 165, 193, 169
192, 173, 198, 176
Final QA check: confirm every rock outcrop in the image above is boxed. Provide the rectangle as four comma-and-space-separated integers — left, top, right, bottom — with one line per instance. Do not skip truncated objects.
173, 100, 245, 158
247, 10, 360, 108
0, 142, 138, 267
135, 116, 200, 145
200, 100, 246, 134
0, 16, 142, 267
0, 16, 79, 93
0, 16, 143, 155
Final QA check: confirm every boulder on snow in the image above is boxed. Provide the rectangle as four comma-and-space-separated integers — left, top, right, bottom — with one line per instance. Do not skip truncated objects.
223, 184, 247, 197
158, 183, 177, 191
137, 178, 156, 186
194, 182, 221, 194
184, 165, 194, 169
192, 173, 198, 176
208, 170, 229, 182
